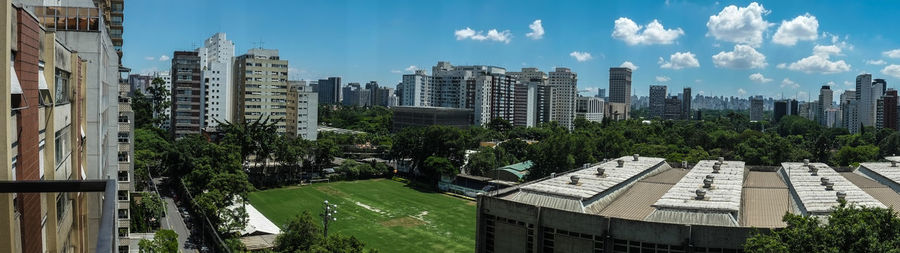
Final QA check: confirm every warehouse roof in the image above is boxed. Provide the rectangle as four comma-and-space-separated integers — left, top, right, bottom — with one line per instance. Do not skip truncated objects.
645, 160, 745, 226
781, 162, 885, 215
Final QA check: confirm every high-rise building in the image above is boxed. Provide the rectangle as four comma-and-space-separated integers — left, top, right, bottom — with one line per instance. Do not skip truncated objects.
197, 33, 235, 128
790, 99, 799, 116
609, 67, 632, 119
649, 85, 667, 119
856, 74, 878, 127
170, 51, 203, 138
774, 100, 788, 122
596, 88, 606, 99
682, 87, 692, 120
818, 85, 833, 126
399, 70, 432, 107
154, 71, 172, 130
576, 96, 605, 123
317, 77, 342, 105
841, 90, 860, 133
342, 82, 363, 106
824, 108, 841, 128
749, 96, 764, 121
508, 67, 547, 127
289, 81, 319, 140
877, 89, 898, 130
127, 74, 152, 96
546, 67, 578, 130
233, 48, 294, 135
664, 96, 683, 120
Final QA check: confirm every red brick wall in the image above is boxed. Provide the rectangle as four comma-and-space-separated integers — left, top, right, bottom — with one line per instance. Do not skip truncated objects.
14, 8, 43, 253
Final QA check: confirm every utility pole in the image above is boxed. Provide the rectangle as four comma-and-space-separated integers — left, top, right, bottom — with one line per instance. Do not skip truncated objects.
321, 200, 337, 238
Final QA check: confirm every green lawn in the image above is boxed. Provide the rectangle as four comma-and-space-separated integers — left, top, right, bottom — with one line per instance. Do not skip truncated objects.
247, 179, 477, 252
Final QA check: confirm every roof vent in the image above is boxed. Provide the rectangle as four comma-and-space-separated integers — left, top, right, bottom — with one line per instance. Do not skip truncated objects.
596, 167, 605, 176
712, 164, 721, 174
706, 175, 715, 180
803, 159, 810, 166
825, 182, 834, 191
808, 165, 818, 175
550, 172, 556, 178
703, 178, 714, 188
718, 157, 725, 163
570, 175, 580, 185
836, 191, 847, 201
617, 159, 625, 167
820, 177, 830, 185
695, 189, 707, 200
892, 161, 897, 167
633, 154, 640, 161
582, 163, 592, 169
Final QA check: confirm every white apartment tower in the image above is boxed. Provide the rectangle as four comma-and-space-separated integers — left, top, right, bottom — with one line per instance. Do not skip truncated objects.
290, 81, 319, 140
547, 67, 578, 130
508, 68, 547, 127
399, 70, 432, 107
197, 33, 235, 128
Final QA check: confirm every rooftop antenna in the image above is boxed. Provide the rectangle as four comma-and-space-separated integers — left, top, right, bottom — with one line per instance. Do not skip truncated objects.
253, 40, 265, 49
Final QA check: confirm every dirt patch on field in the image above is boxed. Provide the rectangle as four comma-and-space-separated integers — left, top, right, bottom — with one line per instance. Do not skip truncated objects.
465, 201, 477, 206
314, 186, 348, 197
380, 217, 426, 228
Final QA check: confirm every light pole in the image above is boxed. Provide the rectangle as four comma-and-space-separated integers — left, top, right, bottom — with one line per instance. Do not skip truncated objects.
320, 200, 337, 238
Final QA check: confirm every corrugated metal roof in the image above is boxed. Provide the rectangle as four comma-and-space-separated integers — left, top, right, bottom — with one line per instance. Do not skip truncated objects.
840, 172, 886, 188
841, 172, 900, 213
498, 161, 533, 172
653, 160, 745, 212
858, 162, 900, 187
741, 188, 790, 228
596, 170, 685, 220
782, 162, 886, 215
743, 171, 789, 189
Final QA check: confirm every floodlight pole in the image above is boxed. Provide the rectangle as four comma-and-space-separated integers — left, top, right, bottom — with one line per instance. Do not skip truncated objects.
321, 200, 337, 238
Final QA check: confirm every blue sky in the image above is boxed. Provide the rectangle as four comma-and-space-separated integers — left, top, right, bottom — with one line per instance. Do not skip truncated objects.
123, 0, 900, 102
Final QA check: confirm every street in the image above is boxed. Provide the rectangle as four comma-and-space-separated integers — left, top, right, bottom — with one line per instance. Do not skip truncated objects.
153, 177, 198, 253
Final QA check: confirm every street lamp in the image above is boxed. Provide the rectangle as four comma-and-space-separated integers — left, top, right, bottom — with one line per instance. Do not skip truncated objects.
321, 200, 338, 238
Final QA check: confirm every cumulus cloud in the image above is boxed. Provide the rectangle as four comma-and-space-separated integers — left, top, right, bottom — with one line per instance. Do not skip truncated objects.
883, 49, 900, 59
158, 55, 170, 61
749, 73, 772, 83
843, 81, 853, 87
738, 88, 747, 96
712, 44, 767, 69
706, 2, 773, 47
391, 65, 420, 74
882, 65, 900, 79
772, 14, 819, 46
866, 59, 887, 65
144, 56, 155, 61
620, 61, 639, 70
658, 52, 700, 70
781, 78, 799, 89
612, 17, 684, 45
569, 51, 593, 62
656, 76, 671, 82
784, 44, 851, 74
454, 27, 512, 43
526, 19, 544, 40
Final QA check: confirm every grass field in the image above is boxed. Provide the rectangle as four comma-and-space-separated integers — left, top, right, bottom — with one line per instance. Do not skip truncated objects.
247, 179, 477, 252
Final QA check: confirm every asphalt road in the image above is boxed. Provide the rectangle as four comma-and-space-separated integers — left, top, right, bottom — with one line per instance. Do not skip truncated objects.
154, 177, 198, 253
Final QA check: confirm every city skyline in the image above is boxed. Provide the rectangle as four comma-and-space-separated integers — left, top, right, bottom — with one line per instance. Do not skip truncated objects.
124, 0, 900, 102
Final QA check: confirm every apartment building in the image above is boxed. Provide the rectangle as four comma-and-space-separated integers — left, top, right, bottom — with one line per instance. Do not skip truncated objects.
289, 81, 318, 140
608, 67, 632, 119
545, 68, 577, 130
197, 32, 234, 128
508, 67, 547, 127
232, 48, 293, 134
170, 51, 202, 138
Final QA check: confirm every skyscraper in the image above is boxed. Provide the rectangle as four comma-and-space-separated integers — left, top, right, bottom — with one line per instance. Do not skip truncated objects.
596, 88, 606, 99
856, 74, 877, 127
289, 81, 319, 140
609, 67, 632, 119
790, 99, 799, 116
818, 85, 832, 126
879, 89, 898, 130
508, 67, 548, 127
170, 51, 203, 138
649, 85, 667, 119
233, 48, 294, 135
399, 70, 432, 107
317, 77, 342, 105
197, 33, 235, 128
682, 87, 692, 120
749, 96, 764, 121
664, 96, 683, 120
774, 100, 788, 122
546, 67, 578, 130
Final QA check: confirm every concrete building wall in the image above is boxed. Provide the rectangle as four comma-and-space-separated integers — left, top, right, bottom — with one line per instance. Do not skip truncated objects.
234, 49, 291, 134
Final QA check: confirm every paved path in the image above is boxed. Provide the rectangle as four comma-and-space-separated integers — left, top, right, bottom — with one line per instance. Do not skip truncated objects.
154, 177, 198, 253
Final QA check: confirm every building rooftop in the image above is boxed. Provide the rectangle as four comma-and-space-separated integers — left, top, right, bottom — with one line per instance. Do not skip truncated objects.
645, 160, 745, 226
781, 162, 885, 215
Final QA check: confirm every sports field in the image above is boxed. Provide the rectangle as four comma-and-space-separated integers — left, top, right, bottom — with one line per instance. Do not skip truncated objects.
247, 179, 477, 252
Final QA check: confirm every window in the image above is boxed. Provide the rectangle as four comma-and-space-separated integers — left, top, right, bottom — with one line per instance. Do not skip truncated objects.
56, 193, 68, 222
118, 115, 129, 123
118, 152, 129, 162
118, 171, 128, 182
118, 246, 128, 253
118, 191, 128, 201
118, 208, 128, 219
118, 132, 129, 143
118, 227, 128, 237
55, 70, 71, 104
55, 127, 70, 167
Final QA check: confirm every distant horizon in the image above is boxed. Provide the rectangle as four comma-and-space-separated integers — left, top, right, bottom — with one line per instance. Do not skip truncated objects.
124, 0, 900, 102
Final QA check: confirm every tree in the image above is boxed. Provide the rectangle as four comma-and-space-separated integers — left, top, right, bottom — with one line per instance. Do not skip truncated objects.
878, 132, 900, 157
138, 229, 178, 253
744, 203, 900, 252
465, 147, 499, 176
833, 145, 880, 166
424, 156, 457, 180
275, 211, 323, 253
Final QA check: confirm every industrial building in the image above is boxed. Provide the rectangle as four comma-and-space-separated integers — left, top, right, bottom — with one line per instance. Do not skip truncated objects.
476, 156, 900, 252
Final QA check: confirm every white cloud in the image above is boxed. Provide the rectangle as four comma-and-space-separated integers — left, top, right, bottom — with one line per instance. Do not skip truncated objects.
158, 55, 170, 61
776, 63, 787, 69
656, 76, 671, 82
738, 88, 747, 96
882, 64, 900, 79
612, 17, 684, 45
144, 56, 155, 61
706, 2, 773, 47
883, 49, 900, 59
526, 19, 544, 40
866, 59, 887, 65
658, 51, 700, 70
772, 14, 818, 46
712, 44, 767, 69
781, 78, 799, 89
785, 44, 851, 74
391, 65, 420, 74
749, 73, 772, 83
844, 81, 853, 87
569, 51, 593, 62
454, 27, 512, 43
620, 61, 639, 71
